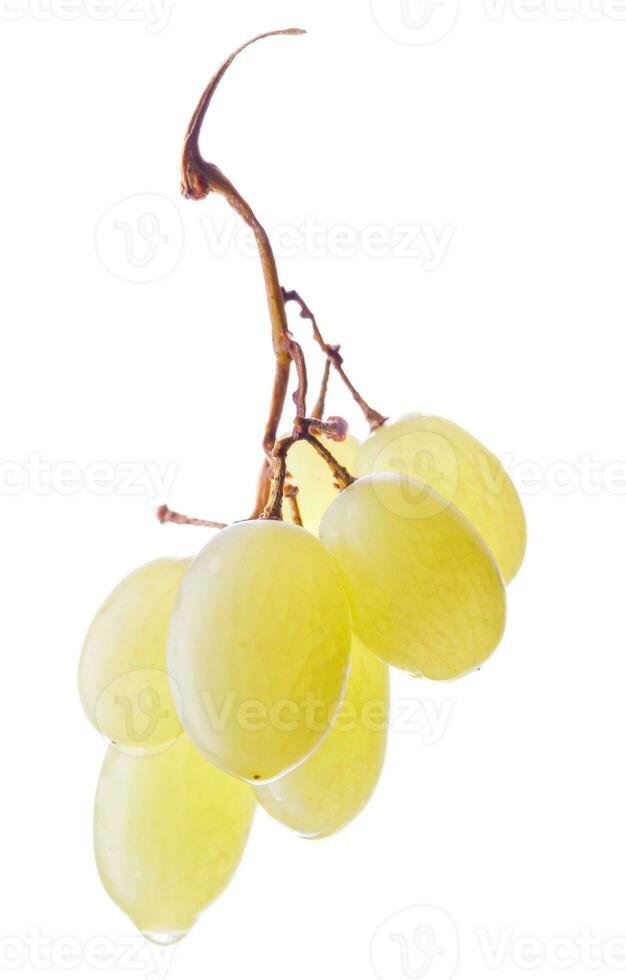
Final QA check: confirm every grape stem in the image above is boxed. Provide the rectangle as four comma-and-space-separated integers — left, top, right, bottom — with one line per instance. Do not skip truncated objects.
181, 28, 309, 452
159, 30, 363, 530
312, 358, 332, 420
262, 417, 355, 522
180, 28, 316, 523
282, 288, 388, 432
157, 505, 227, 530
283, 483, 303, 526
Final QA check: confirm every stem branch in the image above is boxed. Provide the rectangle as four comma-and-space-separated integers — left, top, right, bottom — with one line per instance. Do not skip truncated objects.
157, 505, 227, 529
261, 417, 355, 521
282, 288, 388, 431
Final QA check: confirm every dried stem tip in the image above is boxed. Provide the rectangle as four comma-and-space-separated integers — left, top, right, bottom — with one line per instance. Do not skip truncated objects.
157, 505, 227, 530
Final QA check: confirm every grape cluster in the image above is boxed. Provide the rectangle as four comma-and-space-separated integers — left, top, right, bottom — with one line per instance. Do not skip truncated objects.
78, 30, 526, 946
79, 418, 524, 942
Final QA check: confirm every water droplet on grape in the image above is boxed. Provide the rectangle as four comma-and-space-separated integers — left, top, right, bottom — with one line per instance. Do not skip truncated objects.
142, 930, 187, 946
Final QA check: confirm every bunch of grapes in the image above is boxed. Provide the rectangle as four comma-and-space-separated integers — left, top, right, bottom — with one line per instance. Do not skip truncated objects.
78, 29, 526, 946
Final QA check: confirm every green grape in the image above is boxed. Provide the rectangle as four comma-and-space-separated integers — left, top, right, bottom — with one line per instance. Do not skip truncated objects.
255, 635, 389, 839
284, 434, 359, 534
79, 558, 190, 749
357, 414, 526, 583
167, 520, 351, 783
94, 734, 255, 944
320, 474, 506, 680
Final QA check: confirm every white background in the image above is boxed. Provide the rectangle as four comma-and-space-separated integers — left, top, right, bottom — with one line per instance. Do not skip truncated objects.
2, 1, 626, 978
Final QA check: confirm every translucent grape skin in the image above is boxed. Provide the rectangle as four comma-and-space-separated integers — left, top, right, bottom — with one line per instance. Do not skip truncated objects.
284, 434, 359, 534
78, 558, 190, 749
255, 635, 389, 839
320, 474, 507, 680
357, 414, 526, 583
94, 734, 255, 944
167, 520, 351, 784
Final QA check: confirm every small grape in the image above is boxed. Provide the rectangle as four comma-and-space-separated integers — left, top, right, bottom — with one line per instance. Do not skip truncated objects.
167, 520, 351, 783
320, 474, 507, 680
284, 434, 359, 534
357, 414, 526, 583
94, 734, 255, 943
78, 558, 190, 749
255, 635, 389, 838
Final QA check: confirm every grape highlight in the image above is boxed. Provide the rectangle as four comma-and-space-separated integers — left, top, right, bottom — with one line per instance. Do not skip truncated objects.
167, 520, 351, 783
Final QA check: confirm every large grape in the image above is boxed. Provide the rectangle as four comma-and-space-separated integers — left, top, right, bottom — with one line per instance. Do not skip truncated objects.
94, 734, 255, 943
167, 520, 351, 783
357, 415, 526, 583
284, 434, 359, 534
79, 558, 190, 749
255, 635, 388, 838
320, 474, 506, 680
